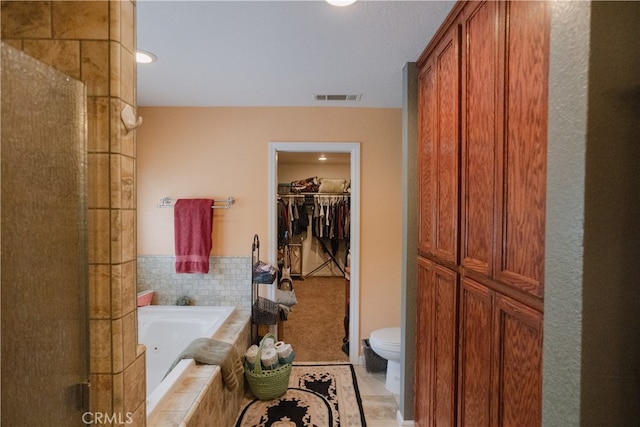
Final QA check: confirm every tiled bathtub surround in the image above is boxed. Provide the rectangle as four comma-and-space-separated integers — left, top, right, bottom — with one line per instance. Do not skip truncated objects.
148, 308, 251, 427
138, 256, 252, 307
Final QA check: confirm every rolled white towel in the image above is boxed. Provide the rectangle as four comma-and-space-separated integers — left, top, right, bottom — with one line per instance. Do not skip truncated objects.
262, 336, 276, 349
245, 345, 259, 368
275, 342, 295, 364
275, 341, 290, 356
261, 347, 280, 370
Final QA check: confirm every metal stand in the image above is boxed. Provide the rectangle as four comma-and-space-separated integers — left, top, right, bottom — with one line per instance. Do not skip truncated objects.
306, 238, 345, 277
251, 234, 278, 343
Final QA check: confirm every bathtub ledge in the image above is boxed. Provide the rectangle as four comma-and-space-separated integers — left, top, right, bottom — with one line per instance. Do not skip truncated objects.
147, 308, 251, 427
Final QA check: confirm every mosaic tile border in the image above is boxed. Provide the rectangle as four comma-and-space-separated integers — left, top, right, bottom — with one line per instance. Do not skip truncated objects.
137, 256, 252, 307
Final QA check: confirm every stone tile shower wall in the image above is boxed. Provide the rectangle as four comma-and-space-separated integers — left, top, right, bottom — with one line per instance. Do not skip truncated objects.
1, 1, 143, 425
137, 256, 252, 307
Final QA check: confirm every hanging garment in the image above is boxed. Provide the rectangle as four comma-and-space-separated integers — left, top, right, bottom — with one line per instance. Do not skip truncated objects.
311, 195, 350, 241
278, 196, 308, 245
277, 199, 289, 246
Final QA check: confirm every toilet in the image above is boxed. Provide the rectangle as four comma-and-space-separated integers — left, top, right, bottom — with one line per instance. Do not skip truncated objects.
369, 327, 401, 395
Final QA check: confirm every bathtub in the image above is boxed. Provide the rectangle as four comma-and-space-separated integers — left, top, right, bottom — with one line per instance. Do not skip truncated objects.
137, 305, 235, 420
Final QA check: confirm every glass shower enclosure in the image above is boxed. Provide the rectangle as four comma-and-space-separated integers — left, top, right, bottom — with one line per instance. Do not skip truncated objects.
1, 43, 89, 426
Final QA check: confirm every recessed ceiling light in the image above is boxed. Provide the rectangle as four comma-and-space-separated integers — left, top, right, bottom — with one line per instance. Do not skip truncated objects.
318, 154, 328, 161
326, 0, 357, 6
136, 50, 157, 64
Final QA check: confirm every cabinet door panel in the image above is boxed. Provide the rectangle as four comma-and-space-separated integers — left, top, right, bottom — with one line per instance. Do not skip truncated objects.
415, 258, 434, 427
432, 262, 458, 425
417, 24, 460, 264
496, 0, 549, 298
418, 62, 436, 256
493, 294, 543, 426
434, 27, 460, 264
461, 0, 499, 276
415, 257, 458, 427
458, 278, 492, 426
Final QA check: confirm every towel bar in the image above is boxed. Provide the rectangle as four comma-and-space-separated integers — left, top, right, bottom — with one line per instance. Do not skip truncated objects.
157, 197, 235, 209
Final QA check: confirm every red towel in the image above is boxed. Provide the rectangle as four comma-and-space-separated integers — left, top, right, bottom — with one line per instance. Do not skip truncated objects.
174, 199, 214, 273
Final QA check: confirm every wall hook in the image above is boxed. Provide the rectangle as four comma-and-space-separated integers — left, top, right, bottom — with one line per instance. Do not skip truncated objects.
121, 103, 143, 131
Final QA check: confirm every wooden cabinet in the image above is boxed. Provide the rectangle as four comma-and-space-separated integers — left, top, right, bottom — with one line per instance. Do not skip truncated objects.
494, 0, 549, 299
415, 1, 548, 425
457, 278, 493, 426
460, 0, 549, 298
458, 277, 543, 427
492, 292, 543, 426
415, 257, 458, 427
417, 23, 460, 267
460, 0, 499, 278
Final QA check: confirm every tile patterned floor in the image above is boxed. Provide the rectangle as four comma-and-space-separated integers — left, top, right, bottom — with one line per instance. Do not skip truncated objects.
274, 276, 402, 426
353, 365, 400, 426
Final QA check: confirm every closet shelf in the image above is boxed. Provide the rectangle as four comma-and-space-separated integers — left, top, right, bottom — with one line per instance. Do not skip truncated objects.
277, 192, 350, 197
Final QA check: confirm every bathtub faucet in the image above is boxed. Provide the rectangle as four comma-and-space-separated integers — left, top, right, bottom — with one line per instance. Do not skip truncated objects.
176, 296, 191, 306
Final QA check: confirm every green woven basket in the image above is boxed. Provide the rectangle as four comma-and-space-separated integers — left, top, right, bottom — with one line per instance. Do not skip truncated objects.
244, 333, 292, 400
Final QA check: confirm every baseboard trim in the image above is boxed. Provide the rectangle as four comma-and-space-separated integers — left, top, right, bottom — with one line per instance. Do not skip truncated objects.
396, 410, 415, 426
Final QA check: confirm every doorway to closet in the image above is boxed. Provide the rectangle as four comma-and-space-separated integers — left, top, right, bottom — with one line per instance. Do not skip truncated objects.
268, 142, 360, 364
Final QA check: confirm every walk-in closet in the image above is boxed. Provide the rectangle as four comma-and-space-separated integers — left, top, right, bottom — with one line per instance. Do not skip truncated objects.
276, 152, 351, 362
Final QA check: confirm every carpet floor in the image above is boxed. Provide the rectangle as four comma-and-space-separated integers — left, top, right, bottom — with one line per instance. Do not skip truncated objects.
236, 363, 366, 427
282, 276, 350, 362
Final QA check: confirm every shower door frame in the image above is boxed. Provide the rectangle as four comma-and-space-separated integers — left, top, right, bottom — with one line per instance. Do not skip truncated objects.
268, 141, 361, 364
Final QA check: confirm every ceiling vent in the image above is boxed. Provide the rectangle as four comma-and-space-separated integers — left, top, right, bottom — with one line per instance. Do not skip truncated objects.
314, 94, 362, 102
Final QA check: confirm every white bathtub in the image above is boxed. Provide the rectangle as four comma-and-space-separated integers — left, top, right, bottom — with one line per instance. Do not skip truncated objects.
137, 305, 235, 420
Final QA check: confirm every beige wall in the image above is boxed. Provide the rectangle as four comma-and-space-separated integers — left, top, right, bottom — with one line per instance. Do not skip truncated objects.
137, 106, 403, 338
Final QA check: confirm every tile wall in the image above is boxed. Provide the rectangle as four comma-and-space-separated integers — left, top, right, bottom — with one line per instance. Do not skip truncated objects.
1, 1, 143, 425
137, 256, 252, 307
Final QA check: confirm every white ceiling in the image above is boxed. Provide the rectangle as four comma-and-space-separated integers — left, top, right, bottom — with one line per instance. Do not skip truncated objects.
136, 0, 455, 108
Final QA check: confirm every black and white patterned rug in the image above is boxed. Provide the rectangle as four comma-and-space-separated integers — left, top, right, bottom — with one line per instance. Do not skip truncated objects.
235, 363, 367, 427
